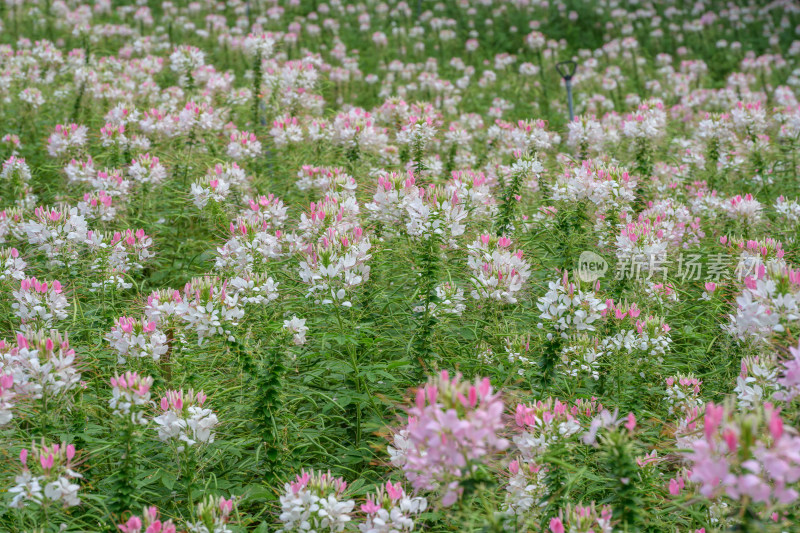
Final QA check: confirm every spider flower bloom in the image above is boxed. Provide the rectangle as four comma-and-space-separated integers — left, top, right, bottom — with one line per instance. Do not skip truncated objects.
402, 371, 509, 506
242, 32, 276, 58
467, 234, 531, 304
298, 225, 372, 308
106, 316, 169, 364
9, 440, 82, 509
128, 153, 167, 185
153, 389, 218, 451
358, 481, 427, 532
0, 330, 81, 402
537, 271, 606, 339
621, 99, 667, 139
0, 247, 27, 282
1, 156, 32, 186
186, 495, 237, 533
169, 44, 205, 75
776, 339, 800, 402
396, 115, 437, 149
329, 108, 389, 155
278, 470, 355, 532
241, 193, 289, 229
118, 505, 177, 533
109, 371, 154, 425
550, 502, 614, 533
226, 130, 262, 160
501, 458, 547, 523
90, 229, 155, 291
270, 114, 305, 147
282, 315, 308, 346
666, 374, 704, 448
46, 123, 88, 158
77, 190, 116, 221
726, 193, 762, 223
734, 355, 780, 409
21, 205, 88, 264
175, 276, 245, 344
567, 115, 605, 154
214, 218, 285, 276
190, 162, 248, 210
513, 397, 603, 459
0, 373, 15, 425
402, 184, 468, 243
295, 166, 357, 199
725, 261, 799, 343
412, 282, 467, 317
685, 401, 800, 505
549, 160, 637, 220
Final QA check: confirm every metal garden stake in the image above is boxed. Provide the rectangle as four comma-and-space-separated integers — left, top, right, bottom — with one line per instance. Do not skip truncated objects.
556, 60, 578, 122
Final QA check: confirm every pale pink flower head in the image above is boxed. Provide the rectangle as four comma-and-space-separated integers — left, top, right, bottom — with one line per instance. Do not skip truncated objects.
118, 505, 177, 533
401, 372, 508, 506
686, 400, 800, 505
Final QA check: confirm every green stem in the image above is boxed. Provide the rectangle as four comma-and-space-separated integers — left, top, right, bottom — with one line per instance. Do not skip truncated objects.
333, 305, 379, 447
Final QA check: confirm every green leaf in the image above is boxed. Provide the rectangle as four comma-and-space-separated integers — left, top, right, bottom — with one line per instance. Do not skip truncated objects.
160, 469, 177, 490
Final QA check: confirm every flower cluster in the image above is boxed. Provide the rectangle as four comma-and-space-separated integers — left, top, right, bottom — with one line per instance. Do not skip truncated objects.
776, 339, 800, 403
413, 282, 467, 317
77, 190, 117, 221
185, 495, 237, 533
0, 247, 27, 282
214, 219, 285, 276
3, 0, 800, 530
283, 315, 309, 346
549, 502, 614, 533
665, 374, 704, 447
11, 277, 68, 327
296, 166, 357, 199
128, 153, 167, 185
0, 373, 15, 426
734, 355, 780, 409
109, 371, 154, 425
240, 194, 289, 229
153, 389, 219, 451
20, 206, 88, 263
278, 470, 355, 533
537, 271, 606, 339
99, 229, 155, 288
226, 130, 262, 161
400, 371, 508, 506
0, 330, 81, 403
500, 458, 548, 524
359, 481, 427, 533
46, 123, 88, 157
118, 506, 178, 533
550, 160, 637, 226
726, 262, 800, 343
299, 226, 372, 307
467, 235, 531, 304
175, 277, 245, 345
685, 401, 800, 505
559, 334, 605, 380
9, 441, 81, 509
106, 316, 169, 364
513, 397, 603, 459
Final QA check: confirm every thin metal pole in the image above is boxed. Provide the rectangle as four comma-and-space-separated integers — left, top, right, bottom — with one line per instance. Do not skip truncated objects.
565, 79, 574, 122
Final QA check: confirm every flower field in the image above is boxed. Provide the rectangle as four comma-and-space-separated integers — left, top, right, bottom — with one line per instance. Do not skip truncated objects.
2, 0, 800, 531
